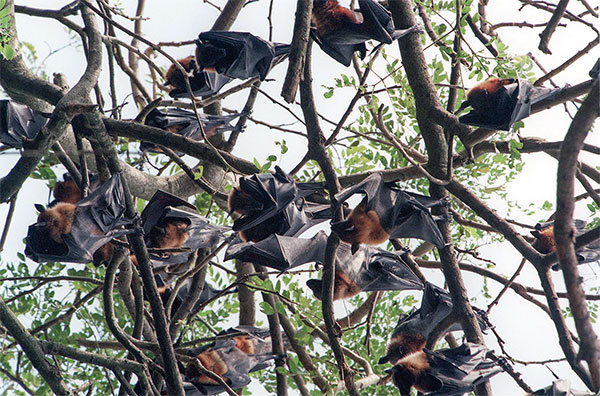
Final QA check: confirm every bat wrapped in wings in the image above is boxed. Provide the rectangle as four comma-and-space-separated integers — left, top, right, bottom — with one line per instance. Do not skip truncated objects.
25, 173, 134, 264
164, 55, 233, 99
379, 282, 490, 366
49, 172, 100, 206
195, 31, 290, 80
311, 0, 421, 66
0, 100, 50, 149
528, 379, 596, 396
456, 78, 565, 131
140, 190, 230, 265
228, 166, 330, 242
389, 343, 503, 396
306, 241, 424, 300
331, 172, 449, 253
142, 107, 246, 154
185, 326, 277, 395
531, 219, 600, 270
225, 230, 329, 271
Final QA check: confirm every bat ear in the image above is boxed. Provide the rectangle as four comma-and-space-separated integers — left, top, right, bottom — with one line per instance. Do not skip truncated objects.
530, 230, 541, 238
378, 355, 389, 365
34, 203, 46, 213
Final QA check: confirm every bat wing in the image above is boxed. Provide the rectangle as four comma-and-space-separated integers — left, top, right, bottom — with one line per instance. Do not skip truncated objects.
225, 231, 327, 271
530, 379, 596, 396
355, 248, 424, 292
590, 58, 600, 79
355, 0, 395, 43
197, 31, 284, 80
169, 69, 232, 99
334, 172, 388, 210
510, 79, 566, 127
0, 100, 49, 148
233, 166, 300, 232
141, 190, 197, 234
313, 30, 367, 67
425, 343, 502, 396
458, 84, 518, 130
143, 108, 201, 153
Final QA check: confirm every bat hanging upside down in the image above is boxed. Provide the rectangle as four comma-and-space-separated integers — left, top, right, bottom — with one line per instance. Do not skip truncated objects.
164, 55, 196, 93
331, 197, 390, 252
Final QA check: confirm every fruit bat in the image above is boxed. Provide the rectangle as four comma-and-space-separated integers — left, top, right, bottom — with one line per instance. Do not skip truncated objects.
195, 31, 290, 80
165, 56, 233, 99
531, 220, 600, 270
141, 190, 230, 264
0, 100, 50, 149
331, 172, 449, 253
389, 343, 503, 396
185, 326, 276, 395
155, 273, 236, 317
25, 173, 135, 264
50, 172, 100, 206
228, 166, 329, 242
224, 230, 329, 271
306, 241, 424, 301
379, 282, 490, 366
456, 78, 565, 131
528, 379, 596, 396
310, 0, 421, 66
142, 107, 246, 154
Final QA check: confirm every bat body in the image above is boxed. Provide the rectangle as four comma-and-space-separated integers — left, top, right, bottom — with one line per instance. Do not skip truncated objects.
311, 0, 421, 66
143, 108, 246, 154
390, 343, 502, 396
148, 218, 190, 249
531, 220, 600, 269
0, 100, 50, 148
527, 379, 596, 396
228, 166, 328, 242
457, 78, 564, 130
307, 242, 424, 301
379, 282, 490, 366
195, 31, 290, 80
332, 173, 448, 253
26, 174, 134, 264
51, 173, 100, 205
165, 57, 232, 99
185, 326, 276, 394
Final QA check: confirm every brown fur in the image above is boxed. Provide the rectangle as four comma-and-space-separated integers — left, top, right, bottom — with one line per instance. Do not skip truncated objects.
312, 0, 359, 37
333, 270, 362, 300
38, 203, 77, 243
386, 332, 427, 365
164, 55, 195, 92
53, 179, 81, 204
466, 77, 515, 111
187, 350, 228, 385
149, 219, 189, 249
228, 186, 254, 215
233, 336, 256, 355
334, 199, 390, 247
532, 226, 555, 254
392, 351, 440, 395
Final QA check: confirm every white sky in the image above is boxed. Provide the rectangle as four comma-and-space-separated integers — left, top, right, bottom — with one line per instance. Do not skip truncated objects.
1, 0, 599, 395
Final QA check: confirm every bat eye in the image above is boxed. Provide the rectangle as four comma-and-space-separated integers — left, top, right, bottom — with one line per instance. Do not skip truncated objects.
53, 220, 59, 227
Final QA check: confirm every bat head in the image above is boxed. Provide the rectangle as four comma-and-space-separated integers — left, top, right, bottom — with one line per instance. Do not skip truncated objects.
381, 332, 427, 365
390, 364, 417, 396
37, 203, 76, 244
306, 279, 323, 300
228, 185, 263, 215
195, 41, 228, 70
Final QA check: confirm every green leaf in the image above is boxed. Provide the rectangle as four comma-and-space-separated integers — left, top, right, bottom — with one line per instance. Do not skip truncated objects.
259, 301, 274, 316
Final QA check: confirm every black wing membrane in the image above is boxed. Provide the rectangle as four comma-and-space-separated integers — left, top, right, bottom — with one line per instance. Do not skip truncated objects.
529, 379, 596, 396
458, 79, 565, 130
333, 173, 448, 247
195, 31, 290, 80
168, 69, 232, 99
224, 230, 328, 271
25, 173, 135, 263
0, 100, 50, 148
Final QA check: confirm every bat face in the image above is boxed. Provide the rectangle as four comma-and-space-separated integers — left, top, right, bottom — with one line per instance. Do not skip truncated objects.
195, 42, 230, 71
165, 56, 196, 91
37, 202, 77, 243
148, 218, 190, 249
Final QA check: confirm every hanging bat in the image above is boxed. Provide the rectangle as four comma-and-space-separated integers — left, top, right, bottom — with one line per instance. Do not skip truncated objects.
225, 230, 329, 271
164, 56, 233, 99
310, 0, 421, 66
185, 326, 276, 394
379, 282, 490, 366
142, 107, 246, 154
141, 190, 230, 264
331, 172, 449, 254
306, 241, 424, 301
389, 343, 503, 396
50, 172, 100, 206
195, 31, 290, 80
527, 378, 596, 396
155, 273, 236, 317
228, 166, 329, 242
456, 77, 565, 131
531, 220, 600, 270
0, 100, 50, 149
25, 173, 135, 264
